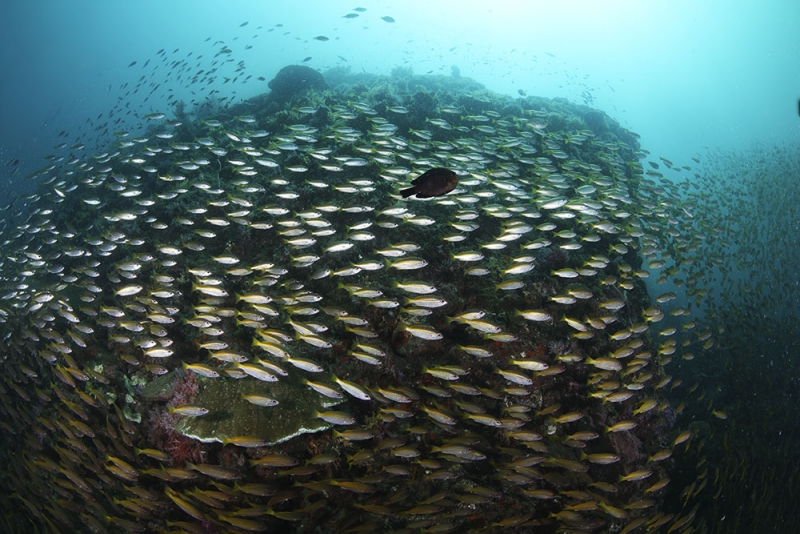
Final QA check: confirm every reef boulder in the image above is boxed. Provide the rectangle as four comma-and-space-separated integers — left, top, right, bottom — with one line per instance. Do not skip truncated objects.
267, 65, 327, 101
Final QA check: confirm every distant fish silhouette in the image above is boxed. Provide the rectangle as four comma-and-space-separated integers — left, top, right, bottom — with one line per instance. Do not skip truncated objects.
400, 168, 459, 199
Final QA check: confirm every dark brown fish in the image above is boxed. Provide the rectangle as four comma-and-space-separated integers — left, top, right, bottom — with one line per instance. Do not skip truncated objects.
400, 168, 459, 199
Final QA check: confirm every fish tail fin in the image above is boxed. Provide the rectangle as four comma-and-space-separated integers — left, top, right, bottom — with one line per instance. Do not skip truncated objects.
400, 187, 416, 198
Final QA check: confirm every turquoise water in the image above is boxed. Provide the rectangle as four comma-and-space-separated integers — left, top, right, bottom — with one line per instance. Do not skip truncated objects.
2, 1, 797, 182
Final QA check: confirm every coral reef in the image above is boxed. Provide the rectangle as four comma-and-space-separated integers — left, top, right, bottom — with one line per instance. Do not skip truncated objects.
146, 371, 205, 466
0, 65, 698, 533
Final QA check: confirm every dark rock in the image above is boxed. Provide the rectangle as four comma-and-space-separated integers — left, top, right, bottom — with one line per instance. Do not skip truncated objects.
412, 91, 435, 116
268, 65, 328, 102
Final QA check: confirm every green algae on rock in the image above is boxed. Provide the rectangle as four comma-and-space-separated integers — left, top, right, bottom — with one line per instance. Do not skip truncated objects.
174, 371, 343, 445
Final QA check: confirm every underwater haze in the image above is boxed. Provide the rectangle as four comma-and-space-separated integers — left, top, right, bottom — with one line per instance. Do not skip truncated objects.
2, 0, 798, 180
1, 1, 799, 533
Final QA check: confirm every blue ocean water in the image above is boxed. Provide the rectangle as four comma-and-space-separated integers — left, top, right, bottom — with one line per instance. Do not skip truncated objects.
2, 1, 797, 188
0, 1, 799, 532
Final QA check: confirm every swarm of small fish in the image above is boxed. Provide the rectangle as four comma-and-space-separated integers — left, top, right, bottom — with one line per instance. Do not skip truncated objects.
0, 67, 717, 533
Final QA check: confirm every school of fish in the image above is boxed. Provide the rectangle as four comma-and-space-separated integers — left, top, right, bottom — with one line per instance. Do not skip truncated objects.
0, 19, 755, 534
